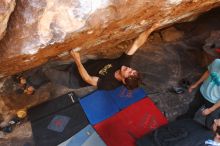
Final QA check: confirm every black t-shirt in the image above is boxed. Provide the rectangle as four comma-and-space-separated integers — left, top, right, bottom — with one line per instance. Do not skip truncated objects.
70, 53, 132, 90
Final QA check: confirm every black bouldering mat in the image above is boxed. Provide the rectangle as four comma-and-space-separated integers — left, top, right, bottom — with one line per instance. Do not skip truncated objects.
28, 92, 78, 122
136, 119, 213, 146
28, 92, 89, 146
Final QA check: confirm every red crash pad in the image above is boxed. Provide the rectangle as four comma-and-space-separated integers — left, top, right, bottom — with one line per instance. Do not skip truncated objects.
94, 98, 168, 146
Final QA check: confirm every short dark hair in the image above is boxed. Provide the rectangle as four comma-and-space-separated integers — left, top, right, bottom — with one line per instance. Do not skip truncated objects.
124, 73, 141, 90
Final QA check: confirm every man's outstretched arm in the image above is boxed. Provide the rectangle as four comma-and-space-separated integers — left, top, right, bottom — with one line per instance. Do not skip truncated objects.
70, 50, 99, 87
126, 23, 160, 55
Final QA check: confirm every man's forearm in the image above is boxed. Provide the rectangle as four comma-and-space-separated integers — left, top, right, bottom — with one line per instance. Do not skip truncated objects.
127, 24, 158, 55
74, 60, 98, 86
70, 50, 98, 86
75, 61, 90, 81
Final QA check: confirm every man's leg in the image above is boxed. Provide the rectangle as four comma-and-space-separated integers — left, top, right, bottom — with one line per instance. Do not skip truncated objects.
43, 68, 80, 89
27, 67, 50, 89
177, 90, 206, 119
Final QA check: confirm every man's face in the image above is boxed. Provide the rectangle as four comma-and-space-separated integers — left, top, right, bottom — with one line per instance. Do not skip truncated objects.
120, 66, 137, 79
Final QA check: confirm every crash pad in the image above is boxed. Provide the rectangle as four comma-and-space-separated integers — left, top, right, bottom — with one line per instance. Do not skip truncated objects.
79, 86, 146, 125
58, 124, 106, 146
136, 119, 213, 146
110, 85, 146, 109
79, 90, 119, 125
28, 92, 88, 146
28, 92, 78, 122
94, 98, 168, 146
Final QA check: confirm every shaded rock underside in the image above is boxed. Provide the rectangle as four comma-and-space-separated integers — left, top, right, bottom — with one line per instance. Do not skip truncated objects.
0, 0, 220, 77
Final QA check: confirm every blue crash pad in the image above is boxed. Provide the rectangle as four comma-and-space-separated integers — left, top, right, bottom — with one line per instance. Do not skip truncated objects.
58, 124, 106, 146
79, 86, 146, 125
110, 86, 146, 109
79, 90, 119, 125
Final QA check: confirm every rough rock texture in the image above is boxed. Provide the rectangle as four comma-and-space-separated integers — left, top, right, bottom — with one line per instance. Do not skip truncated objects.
161, 27, 184, 42
0, 0, 15, 40
0, 0, 220, 78
203, 30, 220, 54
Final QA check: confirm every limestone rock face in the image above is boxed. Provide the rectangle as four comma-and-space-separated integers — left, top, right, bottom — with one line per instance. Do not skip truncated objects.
203, 30, 220, 54
161, 27, 184, 42
1, 0, 220, 78
0, 0, 15, 40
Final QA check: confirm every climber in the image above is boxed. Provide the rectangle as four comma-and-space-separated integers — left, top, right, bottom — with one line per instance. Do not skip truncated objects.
68, 24, 159, 90
14, 23, 159, 95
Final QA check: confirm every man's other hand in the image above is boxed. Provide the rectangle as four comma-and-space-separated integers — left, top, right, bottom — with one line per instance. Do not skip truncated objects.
70, 49, 81, 61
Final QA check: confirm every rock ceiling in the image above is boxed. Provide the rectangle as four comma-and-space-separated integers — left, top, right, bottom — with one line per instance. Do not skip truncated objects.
0, 0, 220, 78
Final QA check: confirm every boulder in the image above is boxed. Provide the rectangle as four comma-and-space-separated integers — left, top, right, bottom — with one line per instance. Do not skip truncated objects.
0, 0, 220, 78
161, 27, 184, 42
0, 0, 15, 40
